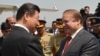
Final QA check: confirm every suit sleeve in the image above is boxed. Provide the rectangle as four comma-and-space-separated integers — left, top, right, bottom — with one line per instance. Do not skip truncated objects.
80, 37, 99, 56
24, 36, 44, 56
56, 38, 67, 56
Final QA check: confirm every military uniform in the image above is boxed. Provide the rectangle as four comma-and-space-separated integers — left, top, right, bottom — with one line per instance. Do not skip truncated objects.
37, 20, 57, 56
54, 34, 63, 50
39, 33, 57, 56
55, 18, 66, 51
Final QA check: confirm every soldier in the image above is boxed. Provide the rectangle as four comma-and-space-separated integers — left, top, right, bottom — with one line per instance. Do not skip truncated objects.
90, 17, 100, 39
36, 20, 57, 56
55, 18, 66, 51
89, 17, 100, 56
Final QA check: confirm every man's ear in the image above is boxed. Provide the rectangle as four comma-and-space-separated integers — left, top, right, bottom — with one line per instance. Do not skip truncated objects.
77, 20, 81, 25
24, 12, 30, 21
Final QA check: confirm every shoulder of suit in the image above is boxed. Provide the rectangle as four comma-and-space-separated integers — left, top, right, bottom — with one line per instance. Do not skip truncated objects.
0, 36, 3, 40
79, 29, 96, 39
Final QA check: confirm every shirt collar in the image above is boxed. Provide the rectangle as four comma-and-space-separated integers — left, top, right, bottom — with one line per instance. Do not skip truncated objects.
71, 27, 83, 39
15, 24, 30, 33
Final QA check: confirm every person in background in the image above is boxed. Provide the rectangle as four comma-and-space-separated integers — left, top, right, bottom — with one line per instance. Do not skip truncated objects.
0, 17, 15, 37
1, 3, 44, 56
90, 17, 100, 56
6, 17, 16, 27
49, 20, 58, 35
80, 6, 91, 30
80, 8, 85, 18
0, 22, 11, 44
0, 22, 11, 55
55, 18, 66, 51
85, 14, 95, 32
56, 9, 99, 56
94, 3, 100, 17
90, 17, 100, 40
36, 20, 57, 56
84, 6, 90, 15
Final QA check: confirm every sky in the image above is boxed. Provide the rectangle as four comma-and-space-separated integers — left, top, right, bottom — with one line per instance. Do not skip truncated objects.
0, 0, 100, 27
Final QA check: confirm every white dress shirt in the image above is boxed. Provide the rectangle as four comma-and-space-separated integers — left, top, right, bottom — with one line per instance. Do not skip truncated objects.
15, 24, 30, 33
71, 27, 83, 39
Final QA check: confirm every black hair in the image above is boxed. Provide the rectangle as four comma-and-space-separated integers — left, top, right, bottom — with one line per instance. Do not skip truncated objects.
84, 6, 90, 9
52, 21, 56, 23
6, 19, 9, 23
95, 3, 100, 17
1, 22, 11, 31
16, 3, 40, 21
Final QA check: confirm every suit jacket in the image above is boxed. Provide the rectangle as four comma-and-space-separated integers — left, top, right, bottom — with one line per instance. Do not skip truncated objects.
91, 32, 100, 56
0, 36, 3, 56
0, 37, 3, 47
56, 29, 99, 56
1, 26, 44, 56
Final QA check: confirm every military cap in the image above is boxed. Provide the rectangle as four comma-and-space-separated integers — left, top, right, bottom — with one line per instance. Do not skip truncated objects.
56, 18, 63, 25
52, 21, 56, 24
39, 20, 46, 24
56, 18, 62, 21
37, 20, 46, 28
56, 18, 64, 28
57, 25, 63, 29
90, 17, 100, 26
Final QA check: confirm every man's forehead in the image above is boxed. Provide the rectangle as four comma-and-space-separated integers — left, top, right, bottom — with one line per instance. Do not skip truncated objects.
63, 15, 74, 19
7, 17, 15, 20
63, 12, 74, 17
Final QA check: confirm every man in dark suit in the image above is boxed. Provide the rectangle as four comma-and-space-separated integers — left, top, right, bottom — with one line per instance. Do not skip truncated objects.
1, 3, 44, 56
56, 9, 99, 56
0, 22, 11, 56
0, 22, 11, 46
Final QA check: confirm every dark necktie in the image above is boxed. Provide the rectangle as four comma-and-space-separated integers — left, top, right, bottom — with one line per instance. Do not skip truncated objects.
62, 36, 72, 56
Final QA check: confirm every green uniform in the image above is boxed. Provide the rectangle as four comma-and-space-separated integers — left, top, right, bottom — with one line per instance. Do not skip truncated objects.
55, 34, 64, 50
39, 33, 56, 56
